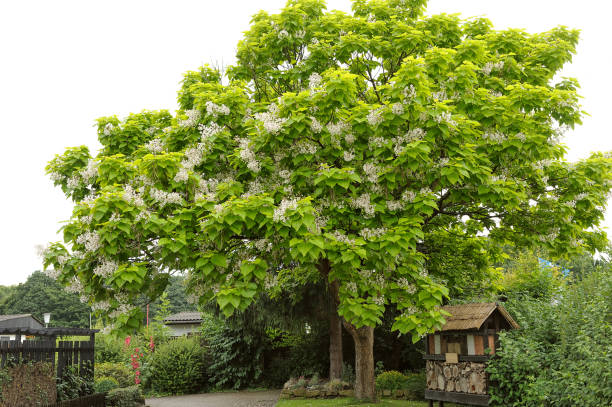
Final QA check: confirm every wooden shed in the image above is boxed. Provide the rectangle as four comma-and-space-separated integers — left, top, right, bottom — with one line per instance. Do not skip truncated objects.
424, 302, 519, 406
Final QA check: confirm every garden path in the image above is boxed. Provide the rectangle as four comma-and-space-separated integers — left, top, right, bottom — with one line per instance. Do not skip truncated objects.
146, 389, 280, 407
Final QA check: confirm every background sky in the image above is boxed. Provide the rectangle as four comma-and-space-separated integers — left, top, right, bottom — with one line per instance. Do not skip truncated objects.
0, 0, 609, 285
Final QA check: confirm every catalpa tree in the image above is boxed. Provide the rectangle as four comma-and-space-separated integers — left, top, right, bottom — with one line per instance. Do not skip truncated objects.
43, 0, 611, 399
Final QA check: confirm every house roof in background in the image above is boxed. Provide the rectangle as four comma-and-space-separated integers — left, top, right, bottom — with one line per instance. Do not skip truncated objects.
0, 314, 44, 327
439, 302, 520, 332
164, 311, 203, 324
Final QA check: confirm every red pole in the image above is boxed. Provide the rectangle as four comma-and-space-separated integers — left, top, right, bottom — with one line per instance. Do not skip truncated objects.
146, 304, 149, 332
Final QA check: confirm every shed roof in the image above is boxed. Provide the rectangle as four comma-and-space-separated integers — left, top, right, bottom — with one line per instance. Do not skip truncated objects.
439, 302, 519, 332
164, 311, 203, 324
0, 327, 99, 337
0, 314, 44, 328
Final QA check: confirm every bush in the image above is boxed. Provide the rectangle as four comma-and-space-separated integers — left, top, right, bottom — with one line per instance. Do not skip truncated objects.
95, 362, 135, 387
404, 371, 426, 399
150, 336, 206, 394
487, 270, 612, 406
106, 385, 144, 407
95, 334, 125, 364
56, 364, 94, 401
375, 370, 408, 392
94, 376, 119, 394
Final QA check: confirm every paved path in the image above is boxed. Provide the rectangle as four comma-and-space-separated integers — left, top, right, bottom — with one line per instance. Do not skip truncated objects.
146, 390, 280, 407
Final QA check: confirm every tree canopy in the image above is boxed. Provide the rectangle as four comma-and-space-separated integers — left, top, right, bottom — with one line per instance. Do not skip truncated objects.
1, 271, 91, 328
42, 0, 611, 399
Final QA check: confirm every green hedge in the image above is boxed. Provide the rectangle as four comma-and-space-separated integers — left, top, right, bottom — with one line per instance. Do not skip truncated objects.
106, 385, 144, 407
150, 336, 206, 394
95, 362, 135, 388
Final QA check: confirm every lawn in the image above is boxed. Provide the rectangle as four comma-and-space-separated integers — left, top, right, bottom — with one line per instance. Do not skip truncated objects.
276, 398, 461, 407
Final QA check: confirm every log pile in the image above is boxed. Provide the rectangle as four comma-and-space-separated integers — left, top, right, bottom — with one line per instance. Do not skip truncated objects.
426, 360, 487, 394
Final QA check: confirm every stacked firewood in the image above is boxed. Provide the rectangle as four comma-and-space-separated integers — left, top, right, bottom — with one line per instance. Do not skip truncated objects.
426, 361, 487, 394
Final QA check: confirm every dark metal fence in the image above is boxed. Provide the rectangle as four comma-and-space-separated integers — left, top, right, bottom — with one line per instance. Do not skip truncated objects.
0, 338, 95, 379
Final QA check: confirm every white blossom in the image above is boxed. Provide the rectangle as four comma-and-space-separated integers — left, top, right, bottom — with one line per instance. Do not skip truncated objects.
345, 133, 355, 145
483, 130, 506, 143
150, 188, 184, 207
386, 200, 404, 211
363, 163, 379, 183
80, 159, 98, 181
273, 198, 299, 222
103, 123, 114, 136
65, 276, 84, 294
391, 103, 404, 115
402, 84, 417, 101
93, 259, 118, 278
205, 101, 230, 118
397, 278, 417, 294
278, 29, 289, 39
199, 122, 224, 140
350, 193, 375, 217
76, 231, 101, 252
482, 61, 504, 75
295, 29, 306, 39
331, 230, 355, 245
254, 106, 286, 135
310, 116, 323, 133
238, 138, 261, 173
367, 108, 384, 127
359, 227, 387, 239
279, 170, 292, 183
327, 121, 350, 136
373, 296, 385, 306
308, 73, 322, 90
432, 90, 447, 101
67, 176, 81, 190
343, 150, 355, 162
434, 111, 456, 126
123, 185, 145, 207
402, 190, 417, 202
145, 139, 164, 154
345, 281, 358, 293
44, 269, 61, 279
178, 109, 201, 127
294, 140, 318, 155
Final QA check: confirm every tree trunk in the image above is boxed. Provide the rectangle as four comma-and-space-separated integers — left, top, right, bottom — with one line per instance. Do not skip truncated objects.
329, 282, 343, 380
344, 322, 376, 401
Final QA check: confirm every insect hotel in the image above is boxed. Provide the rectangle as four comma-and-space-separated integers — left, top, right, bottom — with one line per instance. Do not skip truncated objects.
424, 302, 519, 406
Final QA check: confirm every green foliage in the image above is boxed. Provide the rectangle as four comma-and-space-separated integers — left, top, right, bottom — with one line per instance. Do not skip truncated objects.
95, 335, 125, 364
375, 371, 408, 392
403, 372, 426, 399
149, 336, 206, 394
95, 362, 135, 388
0, 271, 90, 328
94, 376, 119, 394
105, 385, 144, 407
56, 365, 94, 401
487, 270, 612, 406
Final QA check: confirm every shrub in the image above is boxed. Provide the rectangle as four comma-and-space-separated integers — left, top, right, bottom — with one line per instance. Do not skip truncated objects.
95, 362, 135, 388
149, 336, 206, 394
404, 371, 426, 399
56, 364, 94, 401
487, 270, 612, 406
375, 370, 408, 392
106, 385, 144, 407
94, 376, 119, 394
95, 334, 125, 364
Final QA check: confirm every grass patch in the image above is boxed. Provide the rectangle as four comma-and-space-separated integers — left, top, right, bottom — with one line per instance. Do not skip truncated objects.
276, 398, 462, 407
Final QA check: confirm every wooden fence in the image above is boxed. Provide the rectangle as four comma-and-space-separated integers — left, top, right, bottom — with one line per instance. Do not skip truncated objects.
42, 393, 106, 407
0, 338, 95, 379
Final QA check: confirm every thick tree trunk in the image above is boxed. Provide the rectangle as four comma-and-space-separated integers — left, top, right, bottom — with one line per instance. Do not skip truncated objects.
344, 323, 376, 401
329, 281, 343, 380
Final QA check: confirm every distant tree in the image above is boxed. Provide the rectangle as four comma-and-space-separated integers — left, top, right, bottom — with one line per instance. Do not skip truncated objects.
0, 271, 91, 328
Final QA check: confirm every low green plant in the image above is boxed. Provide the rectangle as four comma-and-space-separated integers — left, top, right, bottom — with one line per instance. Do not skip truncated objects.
94, 376, 119, 394
149, 336, 206, 394
341, 363, 355, 386
95, 334, 126, 364
375, 371, 408, 392
56, 364, 94, 401
106, 385, 144, 407
403, 372, 426, 399
95, 362, 135, 387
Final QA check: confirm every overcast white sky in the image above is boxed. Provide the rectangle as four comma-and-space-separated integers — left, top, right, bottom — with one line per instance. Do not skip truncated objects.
0, 0, 610, 285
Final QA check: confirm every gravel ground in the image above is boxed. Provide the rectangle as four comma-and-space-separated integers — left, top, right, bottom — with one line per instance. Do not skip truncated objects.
146, 390, 280, 407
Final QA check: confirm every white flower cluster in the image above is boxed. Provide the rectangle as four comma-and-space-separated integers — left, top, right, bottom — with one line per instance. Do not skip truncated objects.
205, 101, 230, 118
392, 128, 425, 155
150, 187, 184, 207
308, 72, 322, 90
238, 138, 261, 173
175, 143, 207, 182
369, 136, 387, 150
278, 170, 292, 183
199, 122, 223, 141
432, 90, 447, 101
80, 159, 98, 181
402, 84, 417, 101
254, 105, 286, 135
350, 193, 375, 217
345, 281, 358, 293
93, 259, 117, 278
123, 185, 145, 207
397, 278, 417, 294
264, 273, 279, 290
345, 133, 355, 144
386, 200, 403, 211
178, 109, 201, 128
327, 121, 350, 136
373, 296, 385, 306
343, 150, 355, 162
91, 300, 111, 312
483, 130, 506, 143
367, 107, 384, 127
67, 176, 81, 189
278, 29, 289, 39
538, 227, 560, 242
482, 61, 504, 75
145, 138, 164, 154
273, 198, 299, 222
44, 268, 61, 279
103, 123, 114, 136
363, 163, 379, 183
76, 231, 101, 252
391, 103, 404, 115
359, 227, 387, 240
402, 190, 417, 202
65, 276, 84, 294
331, 230, 355, 245
310, 116, 323, 133
575, 192, 589, 201
533, 159, 554, 171
516, 132, 527, 141
295, 29, 306, 39
294, 140, 319, 155
434, 111, 456, 126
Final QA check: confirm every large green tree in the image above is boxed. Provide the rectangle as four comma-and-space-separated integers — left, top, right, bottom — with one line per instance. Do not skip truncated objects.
43, 0, 611, 399
1, 271, 91, 328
